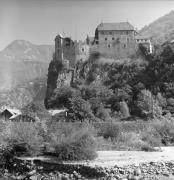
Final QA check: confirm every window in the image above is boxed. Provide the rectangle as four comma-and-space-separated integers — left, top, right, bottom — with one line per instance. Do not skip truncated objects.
127, 38, 129, 42
112, 37, 115, 40
105, 37, 107, 41
82, 48, 84, 52
123, 44, 126, 48
108, 44, 111, 48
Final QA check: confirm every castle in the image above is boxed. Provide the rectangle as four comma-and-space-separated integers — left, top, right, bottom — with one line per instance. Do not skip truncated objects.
54, 22, 152, 68
91, 22, 152, 58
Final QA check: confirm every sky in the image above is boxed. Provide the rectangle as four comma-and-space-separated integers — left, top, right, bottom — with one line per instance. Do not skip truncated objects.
0, 0, 174, 50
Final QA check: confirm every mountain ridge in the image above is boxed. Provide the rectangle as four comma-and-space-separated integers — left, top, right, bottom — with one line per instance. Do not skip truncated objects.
0, 39, 54, 62
140, 10, 174, 45
0, 39, 54, 91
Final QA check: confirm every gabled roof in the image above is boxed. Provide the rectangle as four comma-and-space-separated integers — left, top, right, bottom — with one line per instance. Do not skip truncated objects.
1, 108, 21, 116
97, 22, 135, 31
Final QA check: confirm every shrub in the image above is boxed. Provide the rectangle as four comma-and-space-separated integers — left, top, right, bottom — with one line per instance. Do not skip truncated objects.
118, 132, 145, 150
151, 119, 174, 145
47, 124, 97, 160
49, 86, 77, 108
98, 123, 121, 141
3, 121, 44, 156
140, 126, 161, 147
95, 104, 111, 121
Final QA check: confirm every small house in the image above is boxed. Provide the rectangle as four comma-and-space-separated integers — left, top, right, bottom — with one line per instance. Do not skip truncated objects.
0, 108, 21, 120
9, 114, 35, 122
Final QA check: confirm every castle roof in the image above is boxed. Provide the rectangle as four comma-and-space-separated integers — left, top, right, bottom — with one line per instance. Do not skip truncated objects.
97, 22, 135, 31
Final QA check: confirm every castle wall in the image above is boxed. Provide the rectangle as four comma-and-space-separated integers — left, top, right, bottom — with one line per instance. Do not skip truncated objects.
92, 30, 137, 59
55, 35, 76, 67
75, 43, 90, 62
56, 70, 73, 88
91, 30, 137, 59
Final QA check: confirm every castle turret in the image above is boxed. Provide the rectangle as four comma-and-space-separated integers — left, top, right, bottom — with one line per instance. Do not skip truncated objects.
55, 34, 64, 62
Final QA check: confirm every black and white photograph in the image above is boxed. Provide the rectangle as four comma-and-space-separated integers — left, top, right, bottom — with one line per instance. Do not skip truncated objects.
0, 0, 174, 179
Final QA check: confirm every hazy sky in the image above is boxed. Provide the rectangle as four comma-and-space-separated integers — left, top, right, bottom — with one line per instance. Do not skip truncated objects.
0, 0, 174, 50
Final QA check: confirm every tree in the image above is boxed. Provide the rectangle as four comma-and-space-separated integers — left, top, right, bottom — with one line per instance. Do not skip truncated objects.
137, 89, 154, 119
21, 101, 51, 120
68, 96, 95, 122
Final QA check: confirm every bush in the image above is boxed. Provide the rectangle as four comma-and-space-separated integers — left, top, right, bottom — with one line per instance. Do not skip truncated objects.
2, 121, 44, 156
151, 119, 174, 145
140, 126, 161, 147
47, 124, 97, 160
98, 123, 121, 141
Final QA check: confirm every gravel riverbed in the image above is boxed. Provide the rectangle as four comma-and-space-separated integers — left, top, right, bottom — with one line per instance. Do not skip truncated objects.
2, 147, 174, 180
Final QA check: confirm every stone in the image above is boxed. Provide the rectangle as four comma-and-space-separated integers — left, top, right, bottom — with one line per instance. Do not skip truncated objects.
28, 170, 36, 176
119, 169, 125, 174
163, 172, 170, 177
134, 168, 141, 176
61, 174, 69, 180
127, 174, 134, 180
30, 175, 38, 180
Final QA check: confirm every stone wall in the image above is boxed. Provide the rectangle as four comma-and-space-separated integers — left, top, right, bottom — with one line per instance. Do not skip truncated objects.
55, 35, 76, 67
92, 30, 137, 59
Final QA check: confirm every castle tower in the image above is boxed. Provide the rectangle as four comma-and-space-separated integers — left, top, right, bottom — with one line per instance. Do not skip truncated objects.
55, 34, 64, 62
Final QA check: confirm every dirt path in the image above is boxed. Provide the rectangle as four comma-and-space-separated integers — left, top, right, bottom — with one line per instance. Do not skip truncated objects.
18, 146, 174, 168
85, 146, 174, 167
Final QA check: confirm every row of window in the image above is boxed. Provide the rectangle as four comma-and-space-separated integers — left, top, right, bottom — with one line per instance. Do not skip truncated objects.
107, 44, 127, 48
136, 39, 148, 42
104, 37, 130, 42
100, 31, 132, 35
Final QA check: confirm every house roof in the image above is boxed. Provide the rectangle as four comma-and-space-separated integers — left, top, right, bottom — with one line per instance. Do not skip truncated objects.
9, 114, 35, 121
1, 108, 21, 116
97, 22, 135, 31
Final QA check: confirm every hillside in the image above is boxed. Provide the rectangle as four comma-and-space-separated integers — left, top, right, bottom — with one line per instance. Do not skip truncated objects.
0, 77, 47, 109
140, 10, 174, 45
0, 40, 53, 91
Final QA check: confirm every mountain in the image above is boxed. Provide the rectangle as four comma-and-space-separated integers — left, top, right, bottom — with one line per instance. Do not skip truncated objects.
0, 40, 54, 91
140, 10, 174, 45
0, 40, 54, 62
